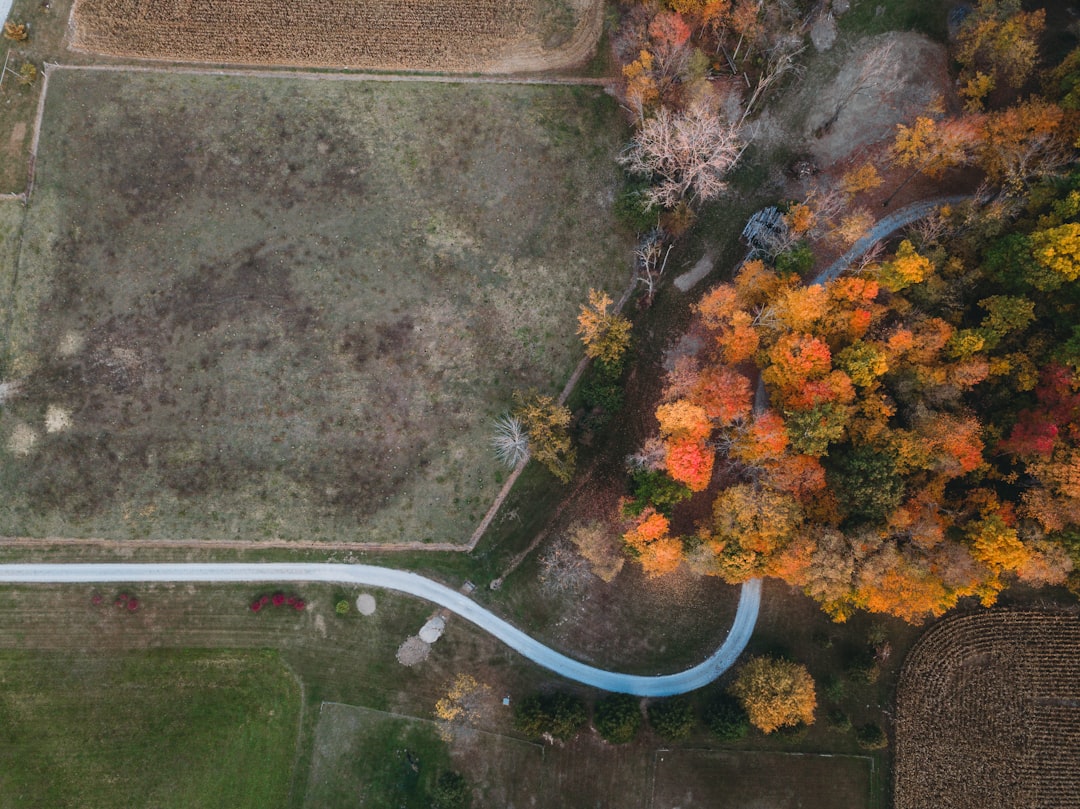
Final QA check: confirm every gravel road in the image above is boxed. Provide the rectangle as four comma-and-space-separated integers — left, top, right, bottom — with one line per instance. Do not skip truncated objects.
0, 563, 761, 696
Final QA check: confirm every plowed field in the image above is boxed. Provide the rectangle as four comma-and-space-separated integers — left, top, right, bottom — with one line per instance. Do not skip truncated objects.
69, 0, 602, 73
894, 610, 1080, 809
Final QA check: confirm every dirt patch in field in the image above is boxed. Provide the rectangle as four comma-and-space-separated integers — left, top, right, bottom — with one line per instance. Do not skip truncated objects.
6, 122, 26, 156
756, 32, 952, 167
396, 636, 432, 667
895, 610, 1080, 809
70, 0, 603, 73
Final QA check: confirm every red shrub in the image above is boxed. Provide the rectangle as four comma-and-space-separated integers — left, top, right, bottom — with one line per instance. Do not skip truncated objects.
293, 600, 306, 611
127, 598, 139, 611
251, 601, 263, 612
271, 593, 286, 606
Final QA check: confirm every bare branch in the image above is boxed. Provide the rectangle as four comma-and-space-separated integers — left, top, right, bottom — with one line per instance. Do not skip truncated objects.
619, 102, 747, 209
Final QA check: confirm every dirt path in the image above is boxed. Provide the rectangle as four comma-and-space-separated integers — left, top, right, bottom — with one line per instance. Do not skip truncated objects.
45, 61, 610, 86
817, 195, 973, 283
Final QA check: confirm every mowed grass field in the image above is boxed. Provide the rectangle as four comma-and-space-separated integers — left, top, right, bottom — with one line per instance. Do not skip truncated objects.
0, 648, 301, 809
0, 69, 631, 545
651, 750, 873, 809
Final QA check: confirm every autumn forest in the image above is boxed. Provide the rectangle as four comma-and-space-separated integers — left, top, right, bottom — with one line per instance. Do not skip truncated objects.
518, 0, 1080, 625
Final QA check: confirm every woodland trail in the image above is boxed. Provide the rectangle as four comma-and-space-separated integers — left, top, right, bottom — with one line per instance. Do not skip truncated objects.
818, 195, 972, 283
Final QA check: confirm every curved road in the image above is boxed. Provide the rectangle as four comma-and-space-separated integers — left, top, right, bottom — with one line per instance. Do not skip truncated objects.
819, 195, 972, 284
0, 563, 761, 697
0, 203, 968, 695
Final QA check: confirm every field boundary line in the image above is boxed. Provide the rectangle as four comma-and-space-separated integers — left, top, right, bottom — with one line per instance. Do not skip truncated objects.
316, 699, 545, 750
24, 61, 51, 199
279, 657, 311, 809
467, 265, 638, 557
41, 61, 610, 87
0, 535, 469, 552
649, 748, 877, 809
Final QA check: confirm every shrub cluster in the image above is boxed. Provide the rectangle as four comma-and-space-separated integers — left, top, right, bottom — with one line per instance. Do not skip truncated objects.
647, 697, 694, 740
593, 693, 642, 744
250, 592, 305, 613
513, 691, 588, 741
704, 692, 749, 741
112, 592, 140, 612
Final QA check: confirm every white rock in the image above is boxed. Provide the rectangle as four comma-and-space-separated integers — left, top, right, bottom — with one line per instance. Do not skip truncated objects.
418, 615, 446, 643
356, 593, 377, 615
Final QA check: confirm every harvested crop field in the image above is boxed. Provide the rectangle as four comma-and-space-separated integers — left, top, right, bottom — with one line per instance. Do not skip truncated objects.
0, 69, 631, 544
894, 610, 1080, 809
70, 0, 602, 73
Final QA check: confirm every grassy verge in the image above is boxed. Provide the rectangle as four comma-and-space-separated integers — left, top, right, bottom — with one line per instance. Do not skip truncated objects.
836, 0, 951, 41
0, 648, 301, 809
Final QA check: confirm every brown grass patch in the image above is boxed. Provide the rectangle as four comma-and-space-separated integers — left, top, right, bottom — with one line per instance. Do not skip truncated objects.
69, 0, 602, 73
894, 610, 1080, 809
651, 749, 873, 809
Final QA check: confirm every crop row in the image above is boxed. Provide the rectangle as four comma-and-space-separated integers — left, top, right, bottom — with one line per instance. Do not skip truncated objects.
894, 611, 1080, 809
72, 0, 539, 70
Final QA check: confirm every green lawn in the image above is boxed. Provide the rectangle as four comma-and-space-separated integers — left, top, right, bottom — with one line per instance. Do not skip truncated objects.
304, 702, 546, 809
0, 648, 301, 809
0, 69, 632, 545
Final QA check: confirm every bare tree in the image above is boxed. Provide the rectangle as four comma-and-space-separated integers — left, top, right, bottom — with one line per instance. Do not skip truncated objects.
619, 102, 748, 209
492, 415, 529, 468
539, 539, 595, 595
741, 38, 805, 125
634, 228, 674, 299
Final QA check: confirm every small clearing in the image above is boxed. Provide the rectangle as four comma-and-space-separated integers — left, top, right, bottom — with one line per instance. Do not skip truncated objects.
756, 32, 951, 166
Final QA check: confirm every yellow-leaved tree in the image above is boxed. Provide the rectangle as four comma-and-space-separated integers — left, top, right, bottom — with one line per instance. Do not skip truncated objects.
513, 391, 576, 483
730, 656, 817, 733
577, 289, 632, 367
434, 673, 493, 740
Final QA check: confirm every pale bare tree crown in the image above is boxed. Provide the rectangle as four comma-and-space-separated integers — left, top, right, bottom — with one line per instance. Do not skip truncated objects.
618, 102, 746, 209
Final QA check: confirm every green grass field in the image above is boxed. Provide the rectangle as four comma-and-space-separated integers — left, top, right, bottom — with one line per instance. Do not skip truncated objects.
0, 648, 301, 809
836, 0, 951, 40
304, 702, 546, 809
0, 69, 632, 545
